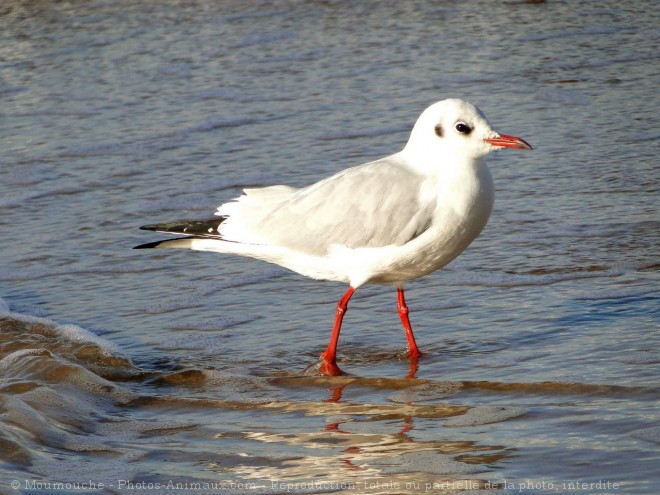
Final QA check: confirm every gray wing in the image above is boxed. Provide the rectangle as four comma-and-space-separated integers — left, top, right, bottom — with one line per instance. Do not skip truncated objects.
253, 157, 435, 255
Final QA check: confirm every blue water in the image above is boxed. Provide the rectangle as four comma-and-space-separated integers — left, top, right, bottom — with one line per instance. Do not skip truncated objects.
1, 1, 658, 494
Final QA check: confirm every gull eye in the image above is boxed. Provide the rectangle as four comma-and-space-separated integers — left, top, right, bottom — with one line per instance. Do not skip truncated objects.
455, 122, 472, 135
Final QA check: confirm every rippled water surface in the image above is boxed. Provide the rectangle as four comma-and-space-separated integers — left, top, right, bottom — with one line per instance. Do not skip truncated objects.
1, 1, 658, 494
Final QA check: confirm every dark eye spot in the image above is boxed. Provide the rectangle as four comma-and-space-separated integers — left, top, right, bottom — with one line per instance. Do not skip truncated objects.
434, 124, 443, 137
455, 122, 472, 135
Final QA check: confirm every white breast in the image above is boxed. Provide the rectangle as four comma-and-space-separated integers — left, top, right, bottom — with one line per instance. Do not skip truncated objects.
336, 158, 494, 286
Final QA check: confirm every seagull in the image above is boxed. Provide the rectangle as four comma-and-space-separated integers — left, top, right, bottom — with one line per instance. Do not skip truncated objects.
135, 98, 532, 376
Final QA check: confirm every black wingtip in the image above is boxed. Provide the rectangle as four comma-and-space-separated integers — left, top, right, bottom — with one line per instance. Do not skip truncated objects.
134, 240, 166, 249
138, 217, 227, 235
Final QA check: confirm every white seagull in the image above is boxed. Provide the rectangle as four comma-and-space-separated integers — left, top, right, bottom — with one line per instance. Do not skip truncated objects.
135, 98, 532, 376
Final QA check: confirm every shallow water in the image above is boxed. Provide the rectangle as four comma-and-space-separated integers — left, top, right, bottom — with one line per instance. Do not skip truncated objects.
1, 0, 659, 494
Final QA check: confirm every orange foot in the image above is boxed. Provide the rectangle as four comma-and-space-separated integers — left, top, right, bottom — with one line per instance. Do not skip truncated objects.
408, 346, 423, 360
319, 354, 344, 376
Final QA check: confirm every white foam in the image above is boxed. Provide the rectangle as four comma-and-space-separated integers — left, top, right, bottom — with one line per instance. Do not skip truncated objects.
0, 349, 52, 371
56, 323, 123, 356
1, 307, 124, 358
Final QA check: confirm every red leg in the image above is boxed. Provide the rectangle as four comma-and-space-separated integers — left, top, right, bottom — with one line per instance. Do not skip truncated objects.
397, 287, 422, 359
319, 286, 356, 376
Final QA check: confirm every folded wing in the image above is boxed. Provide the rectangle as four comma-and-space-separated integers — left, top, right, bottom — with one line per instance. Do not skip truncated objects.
218, 157, 436, 256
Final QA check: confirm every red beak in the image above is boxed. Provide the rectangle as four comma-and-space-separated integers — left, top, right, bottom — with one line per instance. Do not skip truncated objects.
484, 133, 533, 150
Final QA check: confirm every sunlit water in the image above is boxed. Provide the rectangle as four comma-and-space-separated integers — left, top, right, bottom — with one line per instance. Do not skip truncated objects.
1, 1, 658, 494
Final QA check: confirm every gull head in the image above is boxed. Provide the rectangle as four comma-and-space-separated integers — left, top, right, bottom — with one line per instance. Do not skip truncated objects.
403, 98, 532, 166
